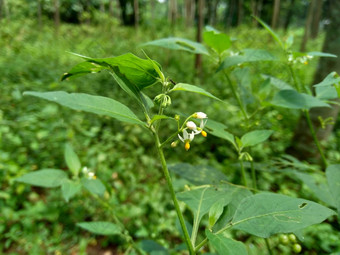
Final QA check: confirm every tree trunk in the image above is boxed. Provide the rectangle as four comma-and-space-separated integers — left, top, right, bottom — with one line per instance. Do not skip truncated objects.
54, 0, 60, 36
0, 0, 3, 20
195, 0, 204, 72
310, 0, 323, 39
237, 0, 244, 26
283, 0, 295, 32
185, 0, 195, 27
109, 0, 114, 17
134, 0, 139, 29
168, 0, 177, 28
211, 0, 219, 26
300, 0, 317, 52
226, 0, 236, 28
150, 0, 155, 21
100, 0, 105, 12
288, 1, 340, 162
271, 0, 280, 29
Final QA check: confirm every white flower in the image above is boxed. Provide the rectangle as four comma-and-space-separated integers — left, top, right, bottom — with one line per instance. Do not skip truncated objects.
82, 166, 96, 179
193, 118, 208, 137
186, 121, 197, 130
178, 129, 195, 151
194, 112, 207, 119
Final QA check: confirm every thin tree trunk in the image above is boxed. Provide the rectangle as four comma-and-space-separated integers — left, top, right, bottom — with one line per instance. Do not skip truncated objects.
37, 0, 42, 30
288, 1, 340, 162
310, 0, 323, 39
109, 0, 114, 17
134, 0, 139, 29
226, 0, 236, 28
169, 0, 177, 28
0, 0, 3, 20
300, 0, 316, 52
237, 0, 244, 26
271, 0, 280, 29
100, 0, 105, 12
195, 0, 204, 71
150, 0, 155, 21
283, 0, 295, 32
185, 0, 194, 27
211, 0, 219, 26
54, 0, 60, 36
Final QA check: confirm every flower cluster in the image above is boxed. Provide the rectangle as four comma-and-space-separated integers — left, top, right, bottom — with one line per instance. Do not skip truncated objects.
288, 54, 313, 65
178, 112, 208, 151
82, 167, 97, 180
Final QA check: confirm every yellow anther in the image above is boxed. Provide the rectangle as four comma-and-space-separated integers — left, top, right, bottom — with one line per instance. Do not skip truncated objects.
304, 61, 308, 65
185, 141, 190, 151
201, 130, 207, 137
93, 175, 97, 180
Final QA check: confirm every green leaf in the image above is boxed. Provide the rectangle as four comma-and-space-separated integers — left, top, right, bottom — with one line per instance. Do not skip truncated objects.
313, 72, 340, 87
291, 170, 335, 207
169, 163, 228, 185
240, 130, 273, 148
252, 16, 284, 49
64, 143, 81, 176
150, 115, 174, 125
314, 72, 340, 100
61, 62, 108, 80
82, 178, 106, 196
169, 83, 222, 101
141, 37, 209, 55
140, 240, 169, 255
307, 52, 337, 58
203, 30, 231, 54
16, 169, 68, 188
271, 90, 330, 109
206, 230, 248, 255
177, 186, 231, 225
204, 119, 236, 148
213, 183, 252, 232
77, 221, 121, 235
232, 193, 335, 238
61, 180, 82, 202
24, 91, 144, 125
209, 202, 225, 228
63, 53, 161, 90
218, 49, 277, 71
326, 165, 340, 214
261, 75, 294, 90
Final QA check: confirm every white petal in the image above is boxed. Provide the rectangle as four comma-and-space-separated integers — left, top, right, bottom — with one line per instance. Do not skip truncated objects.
178, 134, 184, 142
186, 121, 197, 130
183, 129, 189, 140
188, 132, 195, 141
196, 112, 207, 119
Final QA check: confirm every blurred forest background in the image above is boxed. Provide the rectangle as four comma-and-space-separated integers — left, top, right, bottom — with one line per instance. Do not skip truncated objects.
1, 0, 340, 254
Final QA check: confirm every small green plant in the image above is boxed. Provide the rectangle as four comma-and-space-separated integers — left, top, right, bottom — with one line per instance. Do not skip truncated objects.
16, 18, 340, 255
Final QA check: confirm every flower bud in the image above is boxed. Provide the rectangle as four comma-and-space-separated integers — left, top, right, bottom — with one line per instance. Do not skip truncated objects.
171, 141, 178, 148
174, 114, 180, 121
186, 121, 197, 130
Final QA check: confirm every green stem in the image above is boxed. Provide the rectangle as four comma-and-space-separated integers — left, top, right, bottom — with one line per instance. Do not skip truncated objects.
265, 238, 273, 255
250, 160, 257, 190
154, 133, 195, 255
304, 110, 328, 168
223, 71, 248, 121
239, 159, 248, 187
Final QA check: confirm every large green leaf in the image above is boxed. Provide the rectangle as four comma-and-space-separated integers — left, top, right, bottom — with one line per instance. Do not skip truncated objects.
141, 37, 209, 55
24, 91, 144, 125
231, 193, 335, 238
140, 240, 169, 255
218, 49, 277, 72
203, 30, 231, 54
61, 180, 82, 202
240, 130, 273, 149
82, 178, 106, 196
314, 72, 340, 100
271, 90, 330, 109
169, 163, 228, 185
291, 170, 335, 207
177, 186, 231, 225
261, 75, 294, 90
64, 143, 81, 176
16, 169, 68, 188
62, 53, 161, 90
77, 221, 122, 235
326, 165, 340, 214
307, 52, 337, 58
169, 83, 222, 101
204, 120, 236, 148
206, 231, 248, 255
